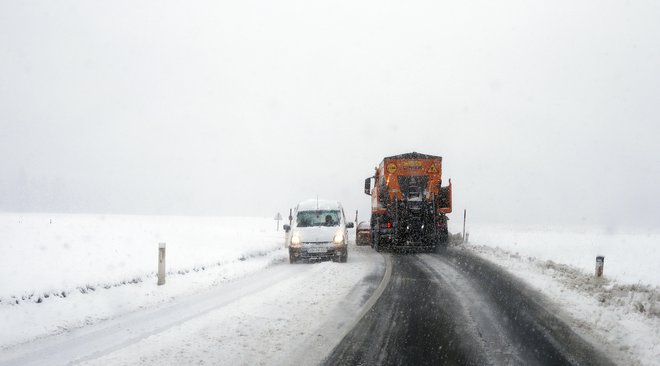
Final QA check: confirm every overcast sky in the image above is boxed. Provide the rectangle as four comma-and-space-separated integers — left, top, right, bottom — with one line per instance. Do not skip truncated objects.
1, 0, 659, 228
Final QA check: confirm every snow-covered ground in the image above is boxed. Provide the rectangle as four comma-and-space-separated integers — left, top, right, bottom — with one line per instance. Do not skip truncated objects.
0, 213, 288, 348
0, 213, 287, 300
79, 247, 385, 366
0, 213, 385, 366
457, 223, 660, 366
2, 214, 659, 365
465, 223, 660, 286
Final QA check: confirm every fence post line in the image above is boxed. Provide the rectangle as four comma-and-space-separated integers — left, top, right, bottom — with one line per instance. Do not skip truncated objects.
158, 242, 166, 286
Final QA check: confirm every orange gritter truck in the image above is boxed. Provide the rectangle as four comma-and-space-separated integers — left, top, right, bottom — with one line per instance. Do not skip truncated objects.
364, 152, 452, 252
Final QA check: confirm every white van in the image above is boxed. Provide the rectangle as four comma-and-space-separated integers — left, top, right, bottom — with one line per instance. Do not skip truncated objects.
283, 199, 354, 263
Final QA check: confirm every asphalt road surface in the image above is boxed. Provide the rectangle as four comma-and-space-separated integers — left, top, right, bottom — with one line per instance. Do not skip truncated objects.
325, 249, 614, 366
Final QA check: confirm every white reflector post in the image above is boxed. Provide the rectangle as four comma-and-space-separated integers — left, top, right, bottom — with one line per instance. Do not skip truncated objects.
595, 255, 605, 278
158, 242, 166, 285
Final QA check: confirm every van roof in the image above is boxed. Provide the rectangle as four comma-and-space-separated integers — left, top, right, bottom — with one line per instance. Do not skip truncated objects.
297, 199, 341, 211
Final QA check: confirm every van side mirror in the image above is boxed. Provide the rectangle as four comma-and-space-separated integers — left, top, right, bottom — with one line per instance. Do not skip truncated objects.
283, 224, 291, 232
346, 222, 354, 229
364, 177, 373, 195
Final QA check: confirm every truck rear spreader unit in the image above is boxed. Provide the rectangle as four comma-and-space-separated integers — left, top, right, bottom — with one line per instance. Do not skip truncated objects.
364, 152, 452, 252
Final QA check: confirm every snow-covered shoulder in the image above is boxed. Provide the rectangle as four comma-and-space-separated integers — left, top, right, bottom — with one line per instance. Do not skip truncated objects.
456, 224, 660, 366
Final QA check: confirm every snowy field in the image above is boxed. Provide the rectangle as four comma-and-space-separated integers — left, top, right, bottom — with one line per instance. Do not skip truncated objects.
0, 213, 286, 300
466, 223, 660, 286
0, 213, 288, 347
457, 223, 660, 365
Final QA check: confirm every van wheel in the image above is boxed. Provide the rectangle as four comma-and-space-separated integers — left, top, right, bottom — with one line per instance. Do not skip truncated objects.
289, 253, 296, 264
340, 251, 348, 263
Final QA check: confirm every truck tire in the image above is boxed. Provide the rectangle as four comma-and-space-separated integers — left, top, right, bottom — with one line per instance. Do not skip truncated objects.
340, 251, 348, 263
289, 253, 297, 264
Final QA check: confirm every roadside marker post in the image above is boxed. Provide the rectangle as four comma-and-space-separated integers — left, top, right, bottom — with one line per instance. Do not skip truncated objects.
595, 256, 605, 278
158, 242, 166, 286
275, 212, 283, 231
463, 209, 467, 243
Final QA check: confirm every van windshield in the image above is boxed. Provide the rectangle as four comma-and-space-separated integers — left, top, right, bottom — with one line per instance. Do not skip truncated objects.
296, 210, 340, 227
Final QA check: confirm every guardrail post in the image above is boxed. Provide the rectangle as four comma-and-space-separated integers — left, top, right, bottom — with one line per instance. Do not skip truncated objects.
158, 242, 166, 285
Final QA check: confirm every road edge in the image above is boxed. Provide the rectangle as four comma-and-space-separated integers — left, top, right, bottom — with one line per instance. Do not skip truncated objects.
315, 253, 392, 364
344, 253, 393, 336
446, 247, 618, 366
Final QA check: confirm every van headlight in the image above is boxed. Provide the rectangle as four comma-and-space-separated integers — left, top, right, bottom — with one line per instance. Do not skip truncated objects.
291, 233, 301, 247
333, 232, 344, 245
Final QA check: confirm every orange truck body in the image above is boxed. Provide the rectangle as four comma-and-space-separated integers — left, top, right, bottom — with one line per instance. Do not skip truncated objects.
364, 152, 452, 251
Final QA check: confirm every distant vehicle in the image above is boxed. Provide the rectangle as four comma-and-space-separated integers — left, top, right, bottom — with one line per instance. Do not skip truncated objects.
356, 221, 372, 246
364, 152, 452, 252
283, 199, 354, 263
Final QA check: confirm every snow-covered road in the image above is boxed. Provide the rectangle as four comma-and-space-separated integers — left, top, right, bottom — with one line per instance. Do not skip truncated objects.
326, 250, 615, 366
0, 245, 387, 366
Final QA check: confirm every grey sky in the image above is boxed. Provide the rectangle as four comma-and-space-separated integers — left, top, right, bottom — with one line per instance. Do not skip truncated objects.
1, 0, 659, 227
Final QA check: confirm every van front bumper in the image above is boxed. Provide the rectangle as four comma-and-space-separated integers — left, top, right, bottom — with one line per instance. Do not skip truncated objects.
290, 243, 346, 261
